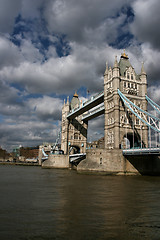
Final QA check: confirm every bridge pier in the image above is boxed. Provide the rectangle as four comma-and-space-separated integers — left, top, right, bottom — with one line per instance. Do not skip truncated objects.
42, 53, 160, 175
77, 148, 160, 175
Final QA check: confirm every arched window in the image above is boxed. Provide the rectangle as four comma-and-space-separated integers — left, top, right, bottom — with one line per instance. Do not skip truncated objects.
74, 133, 78, 140
131, 74, 133, 80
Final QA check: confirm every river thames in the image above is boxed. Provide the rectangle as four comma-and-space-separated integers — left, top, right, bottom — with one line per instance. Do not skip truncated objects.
0, 165, 160, 240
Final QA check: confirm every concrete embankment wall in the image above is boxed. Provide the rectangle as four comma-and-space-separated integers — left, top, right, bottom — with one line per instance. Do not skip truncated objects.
42, 154, 69, 169
77, 149, 160, 175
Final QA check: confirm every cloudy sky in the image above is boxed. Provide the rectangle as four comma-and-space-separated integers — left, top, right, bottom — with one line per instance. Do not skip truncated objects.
0, 0, 160, 151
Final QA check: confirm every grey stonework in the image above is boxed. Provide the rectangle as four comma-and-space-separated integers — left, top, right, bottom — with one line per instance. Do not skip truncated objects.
104, 53, 148, 150
45, 53, 157, 175
61, 93, 88, 155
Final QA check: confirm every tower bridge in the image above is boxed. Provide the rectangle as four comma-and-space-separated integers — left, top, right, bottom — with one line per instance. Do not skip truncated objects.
42, 52, 160, 175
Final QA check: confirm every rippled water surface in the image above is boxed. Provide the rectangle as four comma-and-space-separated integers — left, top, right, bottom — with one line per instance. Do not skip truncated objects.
0, 165, 160, 240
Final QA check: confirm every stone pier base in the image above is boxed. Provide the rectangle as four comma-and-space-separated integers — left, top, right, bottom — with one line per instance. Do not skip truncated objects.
77, 149, 160, 175
42, 154, 69, 169
41, 149, 160, 175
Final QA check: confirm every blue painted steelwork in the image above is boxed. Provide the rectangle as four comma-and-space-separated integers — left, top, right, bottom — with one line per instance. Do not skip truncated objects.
52, 129, 61, 151
146, 95, 160, 115
118, 89, 160, 133
42, 148, 48, 157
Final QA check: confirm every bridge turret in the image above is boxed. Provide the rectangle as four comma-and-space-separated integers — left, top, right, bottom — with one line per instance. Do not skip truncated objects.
112, 55, 120, 91
61, 96, 70, 154
104, 52, 148, 150
61, 92, 88, 155
140, 62, 147, 98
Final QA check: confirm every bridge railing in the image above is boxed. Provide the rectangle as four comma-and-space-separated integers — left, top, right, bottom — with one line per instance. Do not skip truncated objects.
82, 91, 104, 108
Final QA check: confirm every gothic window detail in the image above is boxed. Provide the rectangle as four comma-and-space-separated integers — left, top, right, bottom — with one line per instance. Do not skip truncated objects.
111, 131, 114, 143
107, 131, 114, 144
107, 132, 111, 144
131, 74, 134, 80
74, 133, 78, 140
136, 118, 139, 125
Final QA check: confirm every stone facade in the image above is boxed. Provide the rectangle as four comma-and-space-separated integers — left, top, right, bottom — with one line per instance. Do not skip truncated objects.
61, 93, 88, 155
104, 52, 148, 150
43, 53, 158, 175
42, 154, 69, 169
77, 149, 160, 175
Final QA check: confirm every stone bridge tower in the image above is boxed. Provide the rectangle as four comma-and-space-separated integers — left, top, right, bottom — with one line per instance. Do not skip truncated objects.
61, 92, 88, 154
104, 52, 148, 150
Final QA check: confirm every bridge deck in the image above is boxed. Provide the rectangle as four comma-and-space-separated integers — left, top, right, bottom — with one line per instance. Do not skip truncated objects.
67, 91, 104, 120
82, 104, 105, 121
123, 148, 160, 156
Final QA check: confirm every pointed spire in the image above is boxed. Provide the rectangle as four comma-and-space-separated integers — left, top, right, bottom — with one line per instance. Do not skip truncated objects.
64, 99, 65, 105
73, 91, 78, 97
67, 96, 69, 104
104, 61, 108, 75
114, 55, 118, 68
141, 62, 146, 75
121, 49, 129, 59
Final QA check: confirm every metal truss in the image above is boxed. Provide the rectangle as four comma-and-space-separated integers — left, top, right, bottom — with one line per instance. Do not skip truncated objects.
146, 95, 160, 115
118, 89, 160, 133
52, 129, 61, 150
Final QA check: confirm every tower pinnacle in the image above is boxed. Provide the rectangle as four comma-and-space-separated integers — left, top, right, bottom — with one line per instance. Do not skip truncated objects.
141, 62, 146, 75
114, 55, 118, 68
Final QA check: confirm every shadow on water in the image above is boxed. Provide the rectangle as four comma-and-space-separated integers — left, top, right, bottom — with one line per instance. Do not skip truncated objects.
127, 154, 160, 176
0, 165, 160, 240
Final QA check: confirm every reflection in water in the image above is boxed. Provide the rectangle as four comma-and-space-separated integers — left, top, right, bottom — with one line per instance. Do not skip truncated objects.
0, 165, 160, 240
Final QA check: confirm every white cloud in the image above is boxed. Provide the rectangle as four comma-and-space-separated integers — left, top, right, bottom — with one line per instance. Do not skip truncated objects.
0, 0, 160, 151
0, 36, 22, 69
0, 42, 121, 95
27, 96, 63, 120
45, 0, 128, 44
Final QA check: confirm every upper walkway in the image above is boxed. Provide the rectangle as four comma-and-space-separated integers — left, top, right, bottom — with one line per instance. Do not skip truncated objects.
67, 91, 104, 120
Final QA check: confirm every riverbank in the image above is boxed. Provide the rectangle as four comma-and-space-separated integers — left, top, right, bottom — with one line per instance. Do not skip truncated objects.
0, 161, 39, 166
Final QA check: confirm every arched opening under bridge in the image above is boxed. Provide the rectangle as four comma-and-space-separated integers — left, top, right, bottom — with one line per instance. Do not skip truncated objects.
122, 133, 141, 149
69, 145, 80, 154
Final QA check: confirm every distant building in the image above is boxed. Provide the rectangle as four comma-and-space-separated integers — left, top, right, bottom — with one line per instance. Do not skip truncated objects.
19, 146, 39, 160
87, 137, 105, 149
0, 146, 11, 161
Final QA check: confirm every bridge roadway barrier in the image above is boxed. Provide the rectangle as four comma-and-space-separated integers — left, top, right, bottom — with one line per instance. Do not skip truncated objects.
67, 91, 104, 120
123, 148, 160, 156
